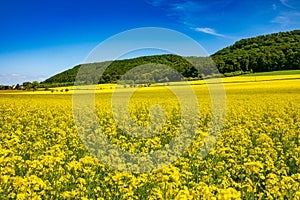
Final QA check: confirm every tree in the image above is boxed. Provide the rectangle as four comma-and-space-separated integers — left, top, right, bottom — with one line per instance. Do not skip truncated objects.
23, 82, 32, 90
31, 81, 39, 91
15, 84, 20, 90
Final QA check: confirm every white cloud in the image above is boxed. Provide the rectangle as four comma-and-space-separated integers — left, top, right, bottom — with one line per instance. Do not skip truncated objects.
147, 0, 232, 27
280, 0, 300, 9
272, 4, 277, 10
280, 0, 290, 7
194, 27, 226, 37
167, 1, 207, 27
272, 15, 290, 25
0, 73, 46, 85
271, 11, 300, 26
147, 0, 166, 7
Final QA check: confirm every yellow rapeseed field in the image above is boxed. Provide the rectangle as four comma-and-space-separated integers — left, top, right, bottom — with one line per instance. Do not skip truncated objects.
0, 76, 299, 199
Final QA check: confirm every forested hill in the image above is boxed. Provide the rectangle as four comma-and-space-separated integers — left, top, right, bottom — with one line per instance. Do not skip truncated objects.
42, 54, 215, 86
211, 30, 300, 73
42, 30, 300, 86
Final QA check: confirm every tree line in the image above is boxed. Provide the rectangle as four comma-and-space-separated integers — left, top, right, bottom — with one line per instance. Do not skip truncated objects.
0, 81, 40, 91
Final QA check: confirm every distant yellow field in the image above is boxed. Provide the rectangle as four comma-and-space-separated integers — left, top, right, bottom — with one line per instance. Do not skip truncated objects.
6, 73, 300, 95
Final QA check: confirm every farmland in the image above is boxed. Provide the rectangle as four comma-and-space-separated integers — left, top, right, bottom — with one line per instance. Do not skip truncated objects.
0, 75, 299, 199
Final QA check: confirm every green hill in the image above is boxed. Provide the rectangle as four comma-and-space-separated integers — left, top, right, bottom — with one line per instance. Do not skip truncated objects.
211, 30, 300, 74
41, 54, 215, 87
42, 30, 300, 86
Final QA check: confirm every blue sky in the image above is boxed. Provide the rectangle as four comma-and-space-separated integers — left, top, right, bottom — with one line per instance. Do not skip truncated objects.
0, 0, 299, 85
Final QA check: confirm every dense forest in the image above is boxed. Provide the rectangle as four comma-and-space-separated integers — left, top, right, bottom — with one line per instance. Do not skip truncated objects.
42, 54, 216, 86
42, 30, 300, 86
212, 30, 300, 74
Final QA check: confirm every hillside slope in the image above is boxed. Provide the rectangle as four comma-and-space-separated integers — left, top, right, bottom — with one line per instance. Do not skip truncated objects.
42, 54, 215, 86
211, 30, 300, 73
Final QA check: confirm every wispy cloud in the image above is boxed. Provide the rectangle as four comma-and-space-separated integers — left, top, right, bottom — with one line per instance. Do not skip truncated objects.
194, 28, 226, 37
272, 0, 300, 27
166, 1, 207, 27
280, 0, 291, 8
280, 0, 300, 9
0, 73, 46, 85
147, 0, 166, 7
271, 11, 300, 26
147, 0, 232, 37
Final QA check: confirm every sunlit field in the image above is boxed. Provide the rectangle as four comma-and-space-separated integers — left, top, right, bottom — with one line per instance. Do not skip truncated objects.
0, 75, 299, 199
7, 72, 300, 95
